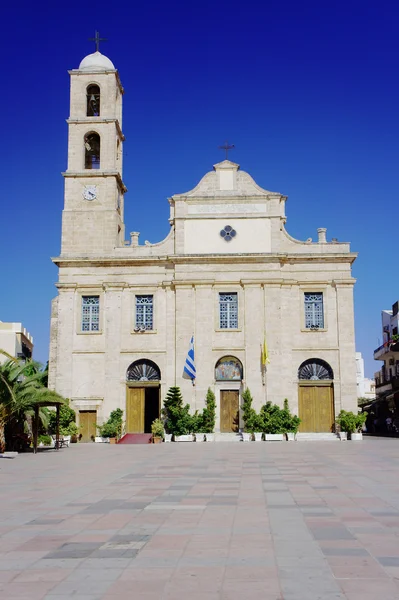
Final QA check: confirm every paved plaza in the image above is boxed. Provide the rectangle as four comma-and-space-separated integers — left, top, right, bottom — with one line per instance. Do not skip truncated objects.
1, 440, 399, 599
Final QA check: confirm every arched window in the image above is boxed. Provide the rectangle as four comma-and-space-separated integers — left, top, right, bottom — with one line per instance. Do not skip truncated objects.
215, 356, 243, 381
84, 132, 100, 169
86, 85, 100, 116
298, 359, 333, 381
127, 359, 161, 382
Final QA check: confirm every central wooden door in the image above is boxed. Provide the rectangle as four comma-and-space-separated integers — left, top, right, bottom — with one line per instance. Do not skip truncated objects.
79, 410, 97, 442
220, 390, 239, 433
299, 384, 334, 432
126, 388, 145, 433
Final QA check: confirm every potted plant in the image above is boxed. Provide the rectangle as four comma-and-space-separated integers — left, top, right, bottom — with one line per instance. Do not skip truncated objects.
242, 388, 257, 441
38, 434, 52, 447
193, 388, 216, 442
97, 409, 124, 444
281, 399, 300, 441
151, 418, 164, 443
161, 387, 194, 441
260, 402, 285, 441
98, 421, 118, 443
67, 422, 79, 443
351, 412, 367, 441
336, 410, 359, 440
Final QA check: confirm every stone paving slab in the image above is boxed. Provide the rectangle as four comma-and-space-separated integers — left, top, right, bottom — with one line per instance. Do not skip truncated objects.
1, 438, 399, 598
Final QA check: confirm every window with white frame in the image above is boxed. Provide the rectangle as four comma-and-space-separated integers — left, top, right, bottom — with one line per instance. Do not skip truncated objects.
81, 296, 100, 331
304, 293, 324, 329
135, 295, 153, 330
219, 293, 238, 329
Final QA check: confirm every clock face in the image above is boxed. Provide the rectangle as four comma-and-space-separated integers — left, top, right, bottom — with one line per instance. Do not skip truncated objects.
83, 185, 97, 201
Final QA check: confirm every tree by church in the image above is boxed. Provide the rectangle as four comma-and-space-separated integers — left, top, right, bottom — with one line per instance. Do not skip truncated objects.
0, 351, 66, 452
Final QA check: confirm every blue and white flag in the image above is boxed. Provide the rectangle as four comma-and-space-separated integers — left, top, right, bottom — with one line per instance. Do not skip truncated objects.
183, 335, 196, 382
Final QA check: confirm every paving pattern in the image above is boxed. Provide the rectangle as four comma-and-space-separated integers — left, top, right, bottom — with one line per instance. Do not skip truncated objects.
1, 438, 399, 599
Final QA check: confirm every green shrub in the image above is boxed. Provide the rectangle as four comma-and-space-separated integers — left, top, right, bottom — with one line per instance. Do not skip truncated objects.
48, 401, 76, 434
162, 387, 195, 436
38, 434, 52, 446
259, 400, 301, 434
151, 418, 164, 438
97, 409, 124, 438
337, 410, 367, 434
97, 421, 119, 438
195, 388, 217, 433
242, 388, 262, 433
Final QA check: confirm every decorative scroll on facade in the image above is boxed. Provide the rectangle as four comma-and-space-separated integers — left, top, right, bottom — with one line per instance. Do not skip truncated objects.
215, 356, 243, 381
127, 359, 161, 381
298, 359, 333, 381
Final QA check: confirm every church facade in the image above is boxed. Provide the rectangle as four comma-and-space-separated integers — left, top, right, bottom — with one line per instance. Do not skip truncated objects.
48, 49, 358, 439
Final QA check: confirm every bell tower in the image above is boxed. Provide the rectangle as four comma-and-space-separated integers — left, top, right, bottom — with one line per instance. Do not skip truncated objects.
61, 43, 126, 255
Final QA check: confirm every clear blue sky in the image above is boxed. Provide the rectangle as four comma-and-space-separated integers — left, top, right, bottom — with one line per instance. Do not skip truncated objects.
0, 0, 398, 377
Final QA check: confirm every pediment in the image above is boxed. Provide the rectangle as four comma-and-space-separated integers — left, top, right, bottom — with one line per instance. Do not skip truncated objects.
172, 161, 281, 199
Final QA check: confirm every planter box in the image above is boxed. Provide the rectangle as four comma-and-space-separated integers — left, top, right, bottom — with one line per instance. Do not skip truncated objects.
95, 436, 109, 443
350, 432, 363, 441
109, 437, 117, 444
194, 433, 206, 442
164, 434, 172, 443
265, 434, 285, 441
205, 433, 215, 442
175, 435, 192, 442
286, 432, 296, 441
242, 432, 252, 442
254, 433, 263, 442
152, 436, 163, 444
339, 432, 348, 441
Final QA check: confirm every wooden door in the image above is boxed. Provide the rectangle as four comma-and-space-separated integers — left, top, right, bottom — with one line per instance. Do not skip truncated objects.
126, 388, 145, 433
316, 386, 334, 432
220, 390, 239, 433
299, 385, 334, 432
79, 410, 97, 442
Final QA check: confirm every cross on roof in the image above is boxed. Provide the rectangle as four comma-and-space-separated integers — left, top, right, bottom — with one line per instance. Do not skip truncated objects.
89, 31, 107, 52
218, 141, 235, 160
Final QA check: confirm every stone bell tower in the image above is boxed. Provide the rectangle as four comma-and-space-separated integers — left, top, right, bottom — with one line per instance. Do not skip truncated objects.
60, 44, 127, 255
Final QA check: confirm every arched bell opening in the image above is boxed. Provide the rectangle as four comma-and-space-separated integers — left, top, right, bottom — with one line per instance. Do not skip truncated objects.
84, 132, 101, 169
298, 359, 334, 433
86, 84, 100, 116
125, 359, 161, 434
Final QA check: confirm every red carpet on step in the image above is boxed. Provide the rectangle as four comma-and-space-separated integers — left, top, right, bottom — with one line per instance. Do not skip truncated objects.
118, 434, 152, 444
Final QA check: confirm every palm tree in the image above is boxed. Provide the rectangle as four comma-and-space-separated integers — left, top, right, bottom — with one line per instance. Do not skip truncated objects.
0, 352, 65, 452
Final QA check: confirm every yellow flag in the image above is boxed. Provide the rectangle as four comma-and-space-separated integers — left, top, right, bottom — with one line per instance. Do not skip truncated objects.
261, 337, 270, 366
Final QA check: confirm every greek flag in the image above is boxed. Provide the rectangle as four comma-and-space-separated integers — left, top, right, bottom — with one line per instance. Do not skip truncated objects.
183, 335, 196, 381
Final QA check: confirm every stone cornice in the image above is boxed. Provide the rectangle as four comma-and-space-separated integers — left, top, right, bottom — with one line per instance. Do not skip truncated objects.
52, 252, 357, 268
62, 170, 127, 193
67, 118, 125, 141
68, 69, 124, 94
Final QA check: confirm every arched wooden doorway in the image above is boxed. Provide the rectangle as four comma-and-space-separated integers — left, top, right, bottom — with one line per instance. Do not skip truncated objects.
298, 359, 334, 432
215, 356, 243, 433
126, 360, 161, 433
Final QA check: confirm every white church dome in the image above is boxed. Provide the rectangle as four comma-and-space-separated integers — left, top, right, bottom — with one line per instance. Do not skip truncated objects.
79, 51, 115, 71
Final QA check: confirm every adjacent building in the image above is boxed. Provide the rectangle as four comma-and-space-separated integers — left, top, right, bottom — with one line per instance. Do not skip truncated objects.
374, 301, 399, 411
356, 352, 376, 401
48, 48, 358, 436
0, 322, 33, 363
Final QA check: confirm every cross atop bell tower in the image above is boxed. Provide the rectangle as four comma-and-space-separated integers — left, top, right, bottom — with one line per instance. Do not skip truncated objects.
89, 30, 107, 52
60, 44, 127, 256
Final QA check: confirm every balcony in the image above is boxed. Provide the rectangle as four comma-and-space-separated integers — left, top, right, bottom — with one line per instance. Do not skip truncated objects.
374, 341, 399, 360
375, 376, 399, 392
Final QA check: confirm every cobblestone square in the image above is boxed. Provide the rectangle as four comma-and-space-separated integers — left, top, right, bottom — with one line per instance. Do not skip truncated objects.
1, 439, 399, 599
